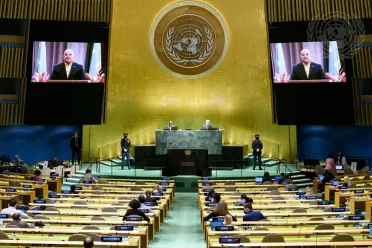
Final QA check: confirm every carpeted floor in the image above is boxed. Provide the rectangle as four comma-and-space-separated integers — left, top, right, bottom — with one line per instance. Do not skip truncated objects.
148, 193, 205, 248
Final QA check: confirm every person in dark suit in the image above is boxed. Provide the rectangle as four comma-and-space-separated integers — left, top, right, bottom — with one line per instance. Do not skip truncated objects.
252, 134, 263, 170
121, 133, 131, 170
70, 132, 82, 165
242, 203, 266, 221
145, 190, 158, 206
50, 49, 86, 80
166, 121, 176, 130
123, 199, 150, 222
290, 49, 326, 80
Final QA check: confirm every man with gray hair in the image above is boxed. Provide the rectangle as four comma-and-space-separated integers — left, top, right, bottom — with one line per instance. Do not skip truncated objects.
50, 49, 86, 80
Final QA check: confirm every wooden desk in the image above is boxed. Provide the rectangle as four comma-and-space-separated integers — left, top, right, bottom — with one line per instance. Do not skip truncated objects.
2, 217, 156, 241
27, 209, 161, 233
0, 227, 147, 248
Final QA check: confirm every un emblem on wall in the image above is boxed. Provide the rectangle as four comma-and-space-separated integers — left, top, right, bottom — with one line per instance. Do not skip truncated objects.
150, 2, 229, 79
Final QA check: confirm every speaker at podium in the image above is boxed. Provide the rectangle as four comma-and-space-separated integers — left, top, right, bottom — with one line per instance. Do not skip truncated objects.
163, 149, 211, 176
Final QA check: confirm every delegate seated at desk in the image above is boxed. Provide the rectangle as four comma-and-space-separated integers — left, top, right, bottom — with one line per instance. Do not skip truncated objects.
242, 203, 266, 221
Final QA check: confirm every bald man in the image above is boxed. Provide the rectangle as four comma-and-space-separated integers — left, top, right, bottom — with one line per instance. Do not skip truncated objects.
50, 49, 86, 80
290, 49, 326, 80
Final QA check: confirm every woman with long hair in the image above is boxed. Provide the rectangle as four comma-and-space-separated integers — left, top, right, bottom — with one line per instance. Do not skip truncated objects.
203, 201, 237, 221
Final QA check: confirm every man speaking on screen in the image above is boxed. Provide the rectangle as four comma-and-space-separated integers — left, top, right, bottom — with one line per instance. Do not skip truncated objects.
290, 49, 326, 80
50, 49, 86, 80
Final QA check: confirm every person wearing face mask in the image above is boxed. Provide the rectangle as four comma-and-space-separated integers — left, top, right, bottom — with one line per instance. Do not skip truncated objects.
251, 134, 263, 170
70, 132, 82, 165
50, 49, 86, 80
290, 49, 326, 80
121, 133, 131, 170
336, 152, 347, 166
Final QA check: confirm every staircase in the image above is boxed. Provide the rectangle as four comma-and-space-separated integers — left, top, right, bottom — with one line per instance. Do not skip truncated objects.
288, 170, 312, 188
244, 153, 280, 167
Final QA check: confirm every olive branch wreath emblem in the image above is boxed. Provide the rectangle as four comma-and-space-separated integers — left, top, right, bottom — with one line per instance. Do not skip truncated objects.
165, 26, 214, 65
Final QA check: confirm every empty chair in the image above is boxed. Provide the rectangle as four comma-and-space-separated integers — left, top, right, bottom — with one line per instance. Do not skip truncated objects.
285, 184, 297, 190
98, 179, 109, 184
82, 225, 100, 230
272, 196, 285, 203
224, 181, 235, 185
92, 186, 102, 191
33, 215, 49, 220
101, 207, 118, 213
42, 198, 55, 204
315, 165, 324, 175
5, 224, 19, 228
351, 178, 359, 182
68, 234, 86, 241
135, 181, 144, 185
231, 191, 241, 196
292, 208, 307, 213
363, 175, 370, 180
364, 183, 372, 187
225, 187, 236, 192
45, 207, 59, 212
269, 190, 281, 196
344, 167, 354, 175
323, 208, 332, 212
266, 186, 277, 191
315, 223, 335, 230
130, 186, 142, 191
328, 168, 337, 177
254, 227, 269, 233
262, 234, 285, 243
349, 183, 357, 188
89, 233, 101, 241
309, 217, 324, 221
361, 166, 370, 173
73, 201, 88, 208
91, 216, 105, 221
22, 164, 30, 174
9, 181, 21, 187
330, 234, 354, 242
262, 181, 273, 185
0, 232, 9, 240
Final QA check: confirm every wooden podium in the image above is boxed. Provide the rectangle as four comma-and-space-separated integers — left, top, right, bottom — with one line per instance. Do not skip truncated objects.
162, 149, 211, 176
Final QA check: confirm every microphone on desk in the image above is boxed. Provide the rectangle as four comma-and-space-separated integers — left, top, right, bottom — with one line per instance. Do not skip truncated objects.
297, 223, 303, 237
58, 210, 62, 227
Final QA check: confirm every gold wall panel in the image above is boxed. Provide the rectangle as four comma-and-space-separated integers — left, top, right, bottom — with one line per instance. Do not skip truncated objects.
267, 0, 372, 22
82, 0, 297, 161
352, 43, 372, 126
0, 0, 29, 19
0, 45, 25, 78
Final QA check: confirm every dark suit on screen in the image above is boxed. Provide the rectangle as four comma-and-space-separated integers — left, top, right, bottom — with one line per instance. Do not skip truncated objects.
50, 62, 86, 80
290, 62, 326, 80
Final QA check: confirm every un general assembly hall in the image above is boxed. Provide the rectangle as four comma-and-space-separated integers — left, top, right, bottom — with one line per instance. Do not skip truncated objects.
1, 0, 372, 247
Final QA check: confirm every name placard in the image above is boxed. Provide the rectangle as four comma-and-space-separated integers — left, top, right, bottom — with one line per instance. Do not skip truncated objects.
219, 237, 240, 243
101, 236, 122, 242
114, 225, 134, 231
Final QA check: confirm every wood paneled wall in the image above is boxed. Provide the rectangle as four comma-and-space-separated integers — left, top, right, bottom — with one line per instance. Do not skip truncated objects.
266, 0, 372, 22
0, 0, 111, 22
